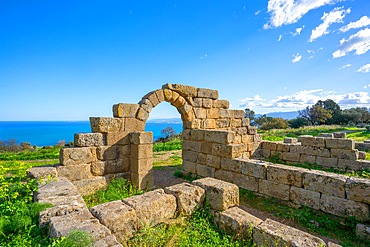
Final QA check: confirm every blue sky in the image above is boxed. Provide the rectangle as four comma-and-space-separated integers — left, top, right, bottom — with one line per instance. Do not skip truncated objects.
0, 0, 369, 121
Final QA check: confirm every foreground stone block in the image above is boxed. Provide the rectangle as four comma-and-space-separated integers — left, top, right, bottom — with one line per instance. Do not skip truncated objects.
267, 164, 306, 187
258, 180, 290, 201
74, 133, 106, 147
164, 183, 205, 215
290, 186, 320, 210
59, 147, 97, 166
27, 166, 57, 180
303, 170, 347, 198
320, 194, 369, 221
215, 207, 262, 238
56, 164, 92, 181
123, 189, 176, 228
90, 200, 137, 242
253, 218, 326, 247
73, 176, 108, 196
240, 159, 267, 179
356, 223, 370, 240
193, 177, 239, 211
346, 177, 370, 204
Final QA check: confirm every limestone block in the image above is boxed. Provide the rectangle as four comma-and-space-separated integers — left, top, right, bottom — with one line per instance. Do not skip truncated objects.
90, 200, 137, 242
197, 88, 218, 99
190, 129, 205, 141
262, 149, 271, 158
97, 146, 117, 160
213, 99, 229, 109
183, 160, 196, 174
182, 129, 191, 140
303, 170, 347, 198
164, 183, 205, 215
242, 118, 250, 127
207, 108, 220, 119
282, 152, 300, 162
146, 91, 160, 107
253, 218, 326, 247
220, 109, 232, 118
130, 144, 153, 159
338, 159, 362, 170
240, 159, 267, 179
130, 131, 152, 145
204, 130, 234, 144
27, 166, 57, 180
180, 107, 195, 123
117, 145, 131, 158
123, 189, 176, 227
290, 145, 330, 157
316, 156, 338, 168
91, 160, 129, 176
105, 131, 130, 146
49, 208, 111, 240
171, 95, 186, 108
163, 89, 174, 102
196, 164, 215, 178
318, 133, 334, 138
206, 155, 221, 169
125, 118, 145, 132
232, 110, 245, 119
346, 177, 370, 204
216, 119, 230, 128
333, 132, 346, 138
290, 186, 320, 210
74, 133, 106, 147
60, 147, 97, 166
284, 138, 297, 144
326, 138, 354, 150
164, 83, 197, 97
113, 103, 139, 118
155, 89, 165, 102
215, 207, 263, 238
192, 98, 202, 107
104, 172, 130, 183
139, 99, 153, 113
362, 160, 370, 169
90, 117, 123, 133
202, 98, 213, 108
136, 107, 149, 121
259, 180, 290, 201
182, 150, 198, 163
247, 142, 261, 152
242, 134, 254, 143
248, 126, 257, 135
359, 151, 366, 160
300, 155, 316, 164
267, 164, 306, 187
93, 235, 122, 247
194, 108, 207, 119
193, 177, 239, 211
182, 140, 201, 152
73, 176, 108, 196
130, 171, 154, 191
356, 223, 370, 240
130, 158, 152, 174
56, 164, 92, 181
39, 204, 88, 229
203, 119, 216, 129
327, 242, 342, 247
231, 118, 242, 127
221, 158, 242, 173
232, 172, 259, 192
214, 169, 234, 183
201, 142, 213, 154
196, 153, 207, 165
300, 136, 325, 147
331, 149, 358, 160
276, 143, 290, 152
320, 194, 369, 221
212, 144, 244, 158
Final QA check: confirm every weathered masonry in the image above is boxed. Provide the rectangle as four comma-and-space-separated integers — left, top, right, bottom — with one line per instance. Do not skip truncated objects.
57, 84, 370, 226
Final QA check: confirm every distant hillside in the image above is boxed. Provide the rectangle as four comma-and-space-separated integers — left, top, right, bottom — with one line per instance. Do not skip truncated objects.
256, 111, 299, 120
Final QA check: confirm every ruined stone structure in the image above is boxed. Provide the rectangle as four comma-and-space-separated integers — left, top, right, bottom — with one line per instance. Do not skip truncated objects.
50, 83, 369, 239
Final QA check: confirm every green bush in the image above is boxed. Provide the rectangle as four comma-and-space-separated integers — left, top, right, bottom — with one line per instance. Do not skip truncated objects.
153, 138, 182, 152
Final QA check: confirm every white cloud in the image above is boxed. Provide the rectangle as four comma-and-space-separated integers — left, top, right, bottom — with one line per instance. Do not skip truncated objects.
265, 0, 338, 29
292, 25, 304, 36
309, 7, 350, 42
278, 34, 283, 41
239, 89, 370, 110
333, 28, 370, 58
255, 10, 261, 15
357, 64, 370, 73
240, 95, 265, 108
339, 16, 370, 33
364, 84, 370, 89
340, 64, 351, 69
292, 53, 302, 63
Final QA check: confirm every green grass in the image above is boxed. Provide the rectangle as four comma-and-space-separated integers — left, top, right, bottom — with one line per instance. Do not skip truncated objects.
347, 130, 370, 142
153, 138, 182, 152
126, 204, 253, 247
0, 146, 62, 161
153, 154, 182, 169
240, 189, 370, 247
83, 178, 143, 208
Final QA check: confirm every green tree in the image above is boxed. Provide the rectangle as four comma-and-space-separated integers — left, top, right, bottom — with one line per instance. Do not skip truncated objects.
288, 117, 311, 128
161, 126, 176, 139
259, 117, 289, 130
299, 104, 332, 125
244, 108, 256, 126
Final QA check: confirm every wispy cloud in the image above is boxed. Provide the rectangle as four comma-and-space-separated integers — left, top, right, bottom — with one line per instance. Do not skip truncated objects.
309, 7, 350, 42
332, 28, 370, 58
239, 89, 370, 110
292, 53, 302, 63
278, 35, 283, 42
340, 64, 351, 69
265, 0, 338, 29
357, 64, 370, 73
339, 16, 370, 33
255, 10, 261, 15
364, 84, 370, 89
292, 26, 304, 36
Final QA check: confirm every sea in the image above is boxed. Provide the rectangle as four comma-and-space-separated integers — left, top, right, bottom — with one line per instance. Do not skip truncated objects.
0, 121, 183, 147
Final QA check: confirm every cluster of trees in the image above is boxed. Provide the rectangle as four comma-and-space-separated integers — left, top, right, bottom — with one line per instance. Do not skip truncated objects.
245, 99, 370, 130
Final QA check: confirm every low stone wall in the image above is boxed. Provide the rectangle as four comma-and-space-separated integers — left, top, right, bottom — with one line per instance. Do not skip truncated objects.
212, 159, 370, 222
33, 173, 330, 246
355, 141, 370, 152
255, 136, 370, 171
